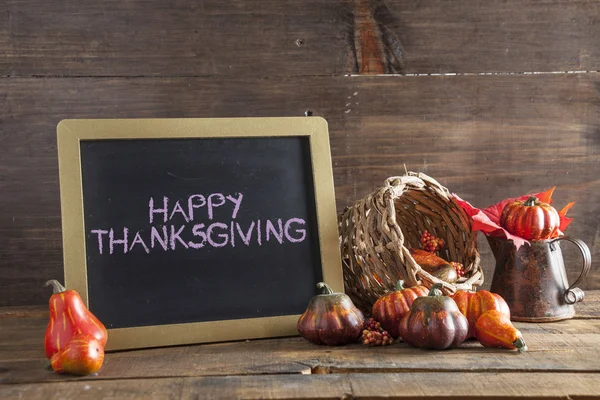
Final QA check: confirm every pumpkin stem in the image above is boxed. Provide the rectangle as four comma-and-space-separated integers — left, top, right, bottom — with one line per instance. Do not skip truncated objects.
394, 280, 405, 291
45, 280, 66, 294
43, 360, 53, 371
428, 283, 444, 297
524, 196, 538, 207
514, 337, 528, 352
316, 282, 334, 295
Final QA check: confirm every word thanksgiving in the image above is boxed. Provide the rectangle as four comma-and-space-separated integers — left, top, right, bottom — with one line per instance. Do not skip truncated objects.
89, 193, 307, 255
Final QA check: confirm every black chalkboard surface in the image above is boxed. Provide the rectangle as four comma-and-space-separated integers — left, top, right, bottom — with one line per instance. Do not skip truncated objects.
81, 136, 321, 328
57, 118, 342, 350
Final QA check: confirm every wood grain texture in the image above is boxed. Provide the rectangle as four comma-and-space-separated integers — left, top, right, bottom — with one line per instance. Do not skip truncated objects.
1, 299, 599, 384
1, 0, 600, 77
2, 2, 600, 398
2, 289, 595, 358
1, 304, 600, 398
2, 372, 600, 399
0, 0, 352, 77
1, 73, 599, 306
576, 290, 600, 319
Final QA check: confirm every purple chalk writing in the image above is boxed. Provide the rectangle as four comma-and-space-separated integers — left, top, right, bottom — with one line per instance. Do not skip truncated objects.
89, 192, 308, 255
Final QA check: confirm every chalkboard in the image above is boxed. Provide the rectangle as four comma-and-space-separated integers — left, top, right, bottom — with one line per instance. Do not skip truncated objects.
57, 118, 343, 350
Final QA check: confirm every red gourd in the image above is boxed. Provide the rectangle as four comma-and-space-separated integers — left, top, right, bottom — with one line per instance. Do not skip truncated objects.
44, 280, 108, 359
371, 280, 429, 339
500, 196, 560, 240
399, 283, 469, 350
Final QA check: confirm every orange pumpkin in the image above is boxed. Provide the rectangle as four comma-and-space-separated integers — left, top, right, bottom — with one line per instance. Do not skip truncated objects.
451, 290, 511, 338
500, 196, 560, 240
372, 280, 429, 339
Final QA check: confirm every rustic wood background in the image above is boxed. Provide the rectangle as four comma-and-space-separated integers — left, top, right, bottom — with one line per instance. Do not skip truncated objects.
1, 0, 599, 306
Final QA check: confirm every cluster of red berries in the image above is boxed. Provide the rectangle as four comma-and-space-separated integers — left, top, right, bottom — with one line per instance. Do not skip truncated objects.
362, 318, 394, 346
365, 317, 383, 331
420, 230, 445, 252
451, 261, 465, 277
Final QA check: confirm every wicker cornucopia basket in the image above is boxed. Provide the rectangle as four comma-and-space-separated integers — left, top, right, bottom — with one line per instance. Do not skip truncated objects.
339, 172, 484, 312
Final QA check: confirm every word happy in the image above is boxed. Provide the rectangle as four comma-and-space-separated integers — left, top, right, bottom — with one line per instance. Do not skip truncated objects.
89, 193, 307, 255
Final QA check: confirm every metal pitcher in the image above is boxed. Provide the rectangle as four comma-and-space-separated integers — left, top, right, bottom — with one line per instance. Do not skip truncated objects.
487, 236, 591, 322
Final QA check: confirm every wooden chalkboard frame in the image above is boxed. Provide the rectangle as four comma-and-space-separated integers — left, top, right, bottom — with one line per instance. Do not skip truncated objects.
56, 117, 343, 350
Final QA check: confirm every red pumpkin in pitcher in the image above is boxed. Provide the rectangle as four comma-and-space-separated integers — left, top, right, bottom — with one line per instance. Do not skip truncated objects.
500, 196, 560, 240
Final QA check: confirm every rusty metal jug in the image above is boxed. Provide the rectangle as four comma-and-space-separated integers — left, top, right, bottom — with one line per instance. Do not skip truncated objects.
487, 236, 591, 322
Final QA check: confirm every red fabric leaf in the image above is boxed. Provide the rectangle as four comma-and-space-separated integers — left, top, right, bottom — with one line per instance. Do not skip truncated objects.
536, 186, 556, 204
558, 201, 575, 231
452, 195, 528, 249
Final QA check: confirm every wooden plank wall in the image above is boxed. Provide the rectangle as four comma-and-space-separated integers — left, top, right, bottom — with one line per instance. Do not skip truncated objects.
1, 0, 599, 306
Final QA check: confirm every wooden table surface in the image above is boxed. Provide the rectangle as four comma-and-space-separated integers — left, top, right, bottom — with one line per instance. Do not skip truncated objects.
1, 292, 599, 399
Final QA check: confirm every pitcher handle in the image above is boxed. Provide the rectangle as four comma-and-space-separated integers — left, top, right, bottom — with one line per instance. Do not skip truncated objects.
549, 236, 591, 305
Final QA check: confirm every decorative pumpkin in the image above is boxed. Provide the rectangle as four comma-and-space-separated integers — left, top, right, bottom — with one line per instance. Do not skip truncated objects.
451, 290, 511, 338
475, 310, 527, 352
297, 282, 365, 346
499, 196, 560, 240
371, 280, 429, 339
399, 283, 469, 350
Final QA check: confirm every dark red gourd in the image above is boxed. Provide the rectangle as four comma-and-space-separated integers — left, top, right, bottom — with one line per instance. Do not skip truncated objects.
297, 282, 365, 346
399, 283, 469, 350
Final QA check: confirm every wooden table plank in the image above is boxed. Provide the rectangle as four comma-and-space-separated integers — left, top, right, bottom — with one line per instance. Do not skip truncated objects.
2, 290, 596, 362
0, 309, 47, 361
1, 296, 599, 384
3, 329, 600, 384
2, 372, 600, 399
2, 1, 600, 76
1, 73, 599, 307
1, 303, 599, 398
